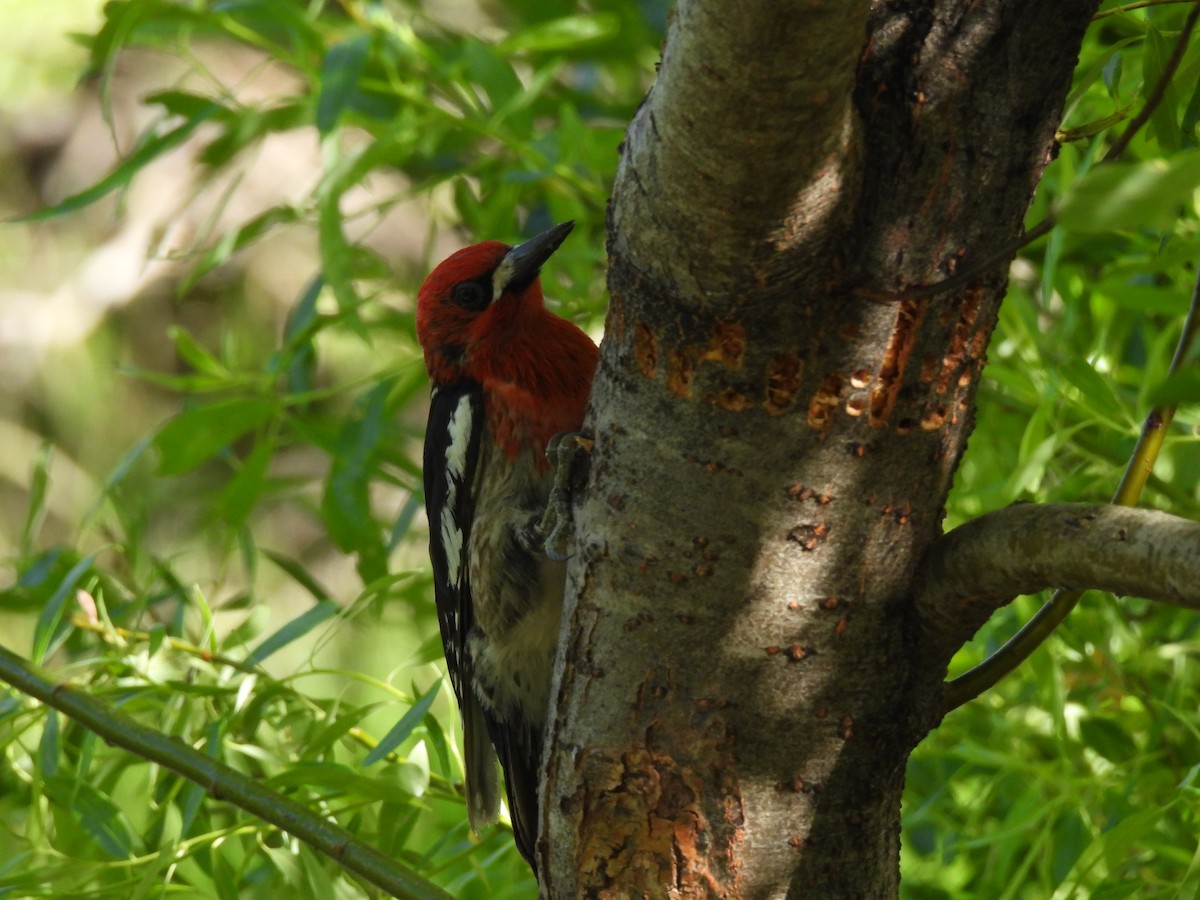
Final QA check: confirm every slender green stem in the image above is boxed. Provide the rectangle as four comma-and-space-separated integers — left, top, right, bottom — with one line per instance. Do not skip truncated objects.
1094, 0, 1196, 20
0, 644, 453, 900
942, 258, 1200, 713
1102, 1, 1200, 164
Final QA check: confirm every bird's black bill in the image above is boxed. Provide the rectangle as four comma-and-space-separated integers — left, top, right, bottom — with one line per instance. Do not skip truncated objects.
499, 221, 574, 294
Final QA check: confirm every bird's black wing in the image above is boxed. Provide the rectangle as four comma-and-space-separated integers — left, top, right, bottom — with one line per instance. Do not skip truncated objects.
423, 381, 500, 828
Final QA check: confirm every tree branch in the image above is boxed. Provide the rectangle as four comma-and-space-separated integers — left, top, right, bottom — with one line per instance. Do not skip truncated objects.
914, 503, 1200, 663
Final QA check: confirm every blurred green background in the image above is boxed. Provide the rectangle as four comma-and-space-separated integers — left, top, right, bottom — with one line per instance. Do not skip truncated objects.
0, 1, 1197, 897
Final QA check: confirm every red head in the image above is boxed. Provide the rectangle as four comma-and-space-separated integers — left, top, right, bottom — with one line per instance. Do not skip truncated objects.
415, 222, 599, 459
417, 222, 582, 384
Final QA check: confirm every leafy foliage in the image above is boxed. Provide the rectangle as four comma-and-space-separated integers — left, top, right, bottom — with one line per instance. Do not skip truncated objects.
0, 0, 1197, 897
906, 6, 1200, 898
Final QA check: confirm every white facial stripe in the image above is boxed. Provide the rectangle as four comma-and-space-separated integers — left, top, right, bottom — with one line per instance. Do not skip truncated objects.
492, 251, 516, 300
441, 394, 474, 585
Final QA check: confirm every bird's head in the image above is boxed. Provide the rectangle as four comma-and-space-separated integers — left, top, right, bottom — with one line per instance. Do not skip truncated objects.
416, 221, 575, 385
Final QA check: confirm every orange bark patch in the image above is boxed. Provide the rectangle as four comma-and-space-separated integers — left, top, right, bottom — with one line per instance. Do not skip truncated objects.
634, 323, 658, 379
714, 387, 753, 412
667, 349, 695, 397
806, 372, 843, 430
764, 353, 803, 415
787, 522, 828, 551
703, 320, 746, 369
573, 739, 744, 897
869, 298, 924, 428
935, 292, 980, 394
918, 355, 939, 382
971, 323, 990, 358
920, 404, 948, 431
787, 483, 816, 502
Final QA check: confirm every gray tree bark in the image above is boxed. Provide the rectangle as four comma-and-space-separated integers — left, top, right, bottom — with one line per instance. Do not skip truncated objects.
915, 502, 1200, 664
541, 2, 1106, 896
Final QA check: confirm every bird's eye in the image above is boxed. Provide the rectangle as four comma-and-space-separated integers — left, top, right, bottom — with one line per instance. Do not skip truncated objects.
452, 280, 489, 311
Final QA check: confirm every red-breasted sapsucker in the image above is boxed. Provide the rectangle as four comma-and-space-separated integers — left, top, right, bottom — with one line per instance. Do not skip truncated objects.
416, 221, 598, 864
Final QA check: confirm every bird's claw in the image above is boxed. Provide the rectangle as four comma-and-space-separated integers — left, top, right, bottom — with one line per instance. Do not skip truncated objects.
538, 432, 588, 562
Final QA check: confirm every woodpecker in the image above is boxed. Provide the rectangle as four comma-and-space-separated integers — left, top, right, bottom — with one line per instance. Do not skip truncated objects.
416, 221, 598, 865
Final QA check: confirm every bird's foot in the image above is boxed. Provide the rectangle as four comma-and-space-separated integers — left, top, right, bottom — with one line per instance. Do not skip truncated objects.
537, 432, 592, 562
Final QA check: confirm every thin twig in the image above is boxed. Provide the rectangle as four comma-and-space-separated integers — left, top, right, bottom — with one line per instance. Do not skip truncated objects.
1103, 0, 1200, 163
1095, 0, 1196, 20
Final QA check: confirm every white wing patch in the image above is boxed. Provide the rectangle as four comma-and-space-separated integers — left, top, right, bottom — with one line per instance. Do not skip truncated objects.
440, 393, 474, 586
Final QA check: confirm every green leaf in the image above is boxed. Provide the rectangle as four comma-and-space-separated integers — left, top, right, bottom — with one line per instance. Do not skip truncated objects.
387, 493, 423, 552
32, 554, 95, 664
15, 104, 223, 222
423, 711, 452, 782
262, 550, 334, 604
215, 436, 275, 530
209, 0, 326, 62
168, 327, 229, 379
1144, 23, 1183, 152
460, 40, 523, 113
146, 89, 236, 122
1056, 151, 1200, 233
498, 14, 621, 53
1147, 368, 1200, 407
43, 774, 136, 859
1079, 716, 1139, 762
278, 276, 325, 395
197, 102, 311, 169
19, 444, 53, 557
268, 761, 423, 805
1182, 66, 1200, 146
243, 599, 338, 666
87, 1, 204, 77
1060, 807, 1164, 891
38, 710, 59, 778
1096, 278, 1189, 313
1103, 51, 1123, 102
408, 631, 450, 670
317, 34, 372, 134
321, 381, 392, 559
363, 682, 441, 767
1058, 358, 1126, 423
153, 398, 276, 475
181, 205, 305, 293
283, 275, 324, 345
80, 435, 152, 533
299, 847, 338, 900
306, 705, 378, 757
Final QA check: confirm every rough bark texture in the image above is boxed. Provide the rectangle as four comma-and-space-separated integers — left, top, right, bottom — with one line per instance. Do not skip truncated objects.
915, 502, 1200, 663
542, 1, 1100, 897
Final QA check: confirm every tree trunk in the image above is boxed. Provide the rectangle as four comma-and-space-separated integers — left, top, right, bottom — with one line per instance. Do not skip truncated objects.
542, 1, 1100, 896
